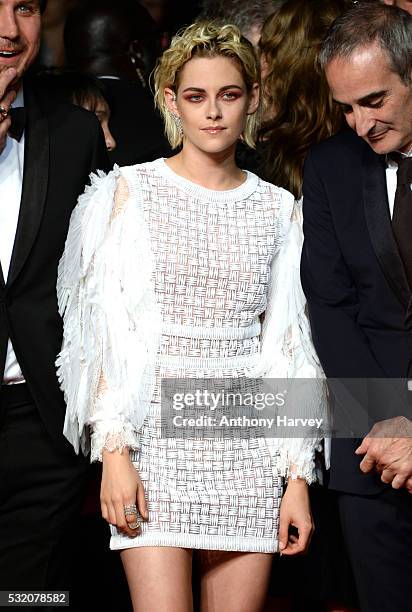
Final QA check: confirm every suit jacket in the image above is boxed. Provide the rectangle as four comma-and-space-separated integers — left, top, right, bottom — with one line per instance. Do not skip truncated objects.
0, 81, 110, 456
301, 128, 412, 494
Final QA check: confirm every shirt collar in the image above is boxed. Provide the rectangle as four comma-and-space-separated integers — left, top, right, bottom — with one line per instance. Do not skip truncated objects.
12, 88, 24, 109
386, 147, 412, 168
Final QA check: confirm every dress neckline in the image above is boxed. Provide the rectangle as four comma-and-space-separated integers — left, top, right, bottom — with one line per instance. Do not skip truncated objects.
153, 157, 259, 203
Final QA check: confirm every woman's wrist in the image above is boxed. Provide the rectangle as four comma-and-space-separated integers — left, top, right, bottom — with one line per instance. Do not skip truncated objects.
286, 476, 308, 487
102, 446, 131, 462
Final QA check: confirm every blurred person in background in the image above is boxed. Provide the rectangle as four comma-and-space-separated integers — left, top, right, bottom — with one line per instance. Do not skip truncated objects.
63, 72, 117, 153
383, 0, 412, 13
139, 0, 202, 40
37, 0, 79, 67
256, 0, 347, 197
36, 69, 117, 152
197, 0, 286, 45
64, 0, 170, 166
65, 0, 160, 87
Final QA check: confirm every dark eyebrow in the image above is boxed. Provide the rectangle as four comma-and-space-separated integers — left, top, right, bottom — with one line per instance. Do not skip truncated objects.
333, 90, 387, 107
181, 85, 244, 93
13, 0, 38, 8
357, 90, 387, 105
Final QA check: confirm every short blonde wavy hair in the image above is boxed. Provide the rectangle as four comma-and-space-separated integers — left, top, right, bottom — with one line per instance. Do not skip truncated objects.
153, 21, 261, 149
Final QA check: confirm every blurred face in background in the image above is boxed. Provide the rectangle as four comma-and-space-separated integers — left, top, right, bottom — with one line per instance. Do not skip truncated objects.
384, 0, 412, 15
245, 23, 262, 47
82, 95, 117, 151
0, 0, 41, 85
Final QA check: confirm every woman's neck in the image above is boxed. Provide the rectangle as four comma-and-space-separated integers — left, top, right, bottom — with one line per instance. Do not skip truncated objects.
165, 142, 245, 191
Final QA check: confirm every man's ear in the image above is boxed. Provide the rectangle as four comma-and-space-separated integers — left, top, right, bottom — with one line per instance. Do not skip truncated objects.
164, 87, 179, 116
247, 82, 260, 115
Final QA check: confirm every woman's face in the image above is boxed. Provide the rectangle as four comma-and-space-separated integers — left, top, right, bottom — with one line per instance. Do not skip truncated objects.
84, 97, 117, 152
166, 55, 259, 155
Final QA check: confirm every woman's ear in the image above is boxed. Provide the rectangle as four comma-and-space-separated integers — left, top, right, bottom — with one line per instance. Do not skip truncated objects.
164, 87, 179, 116
247, 82, 260, 115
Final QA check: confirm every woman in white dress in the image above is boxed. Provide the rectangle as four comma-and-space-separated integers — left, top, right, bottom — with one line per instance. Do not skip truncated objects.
57, 22, 326, 612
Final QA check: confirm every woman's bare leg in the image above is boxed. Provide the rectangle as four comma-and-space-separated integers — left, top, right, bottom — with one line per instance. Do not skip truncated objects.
120, 546, 193, 612
198, 550, 273, 612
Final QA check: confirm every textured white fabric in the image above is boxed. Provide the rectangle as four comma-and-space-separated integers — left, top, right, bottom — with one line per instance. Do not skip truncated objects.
57, 166, 161, 459
0, 88, 25, 384
250, 201, 327, 481
57, 158, 327, 552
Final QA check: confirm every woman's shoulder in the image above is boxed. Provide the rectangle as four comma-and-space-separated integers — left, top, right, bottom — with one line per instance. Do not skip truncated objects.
252, 173, 295, 205
118, 158, 164, 184
245, 174, 298, 246
246, 173, 296, 224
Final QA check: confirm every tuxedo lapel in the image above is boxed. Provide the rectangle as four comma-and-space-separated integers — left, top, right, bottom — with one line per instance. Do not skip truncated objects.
362, 145, 411, 310
6, 87, 49, 288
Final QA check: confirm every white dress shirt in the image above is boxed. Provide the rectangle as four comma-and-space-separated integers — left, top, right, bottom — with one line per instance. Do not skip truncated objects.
386, 161, 397, 219
0, 88, 25, 384
385, 150, 412, 219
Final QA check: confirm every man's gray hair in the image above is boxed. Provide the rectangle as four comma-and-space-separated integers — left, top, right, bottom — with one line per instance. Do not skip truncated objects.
319, 2, 412, 84
197, 0, 285, 39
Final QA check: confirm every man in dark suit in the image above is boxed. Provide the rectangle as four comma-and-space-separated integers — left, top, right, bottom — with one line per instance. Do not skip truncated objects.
64, 0, 171, 167
0, 0, 110, 595
301, 4, 412, 612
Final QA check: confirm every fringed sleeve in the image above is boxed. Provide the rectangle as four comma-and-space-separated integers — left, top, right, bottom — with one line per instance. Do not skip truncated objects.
252, 195, 328, 484
56, 166, 161, 462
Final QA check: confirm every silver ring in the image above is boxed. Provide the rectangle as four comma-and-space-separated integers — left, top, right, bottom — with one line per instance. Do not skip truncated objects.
123, 504, 137, 516
0, 105, 8, 120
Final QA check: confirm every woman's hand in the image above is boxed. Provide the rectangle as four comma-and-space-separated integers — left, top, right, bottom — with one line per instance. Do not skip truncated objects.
100, 448, 148, 538
278, 478, 313, 556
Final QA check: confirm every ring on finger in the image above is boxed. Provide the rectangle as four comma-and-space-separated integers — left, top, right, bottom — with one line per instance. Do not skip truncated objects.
124, 503, 137, 516
0, 105, 9, 120
128, 520, 140, 530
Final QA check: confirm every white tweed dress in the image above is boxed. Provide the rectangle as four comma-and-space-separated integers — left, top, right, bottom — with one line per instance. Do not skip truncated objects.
57, 158, 326, 554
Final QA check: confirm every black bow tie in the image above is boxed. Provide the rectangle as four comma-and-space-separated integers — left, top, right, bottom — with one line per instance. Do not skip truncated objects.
9, 107, 26, 142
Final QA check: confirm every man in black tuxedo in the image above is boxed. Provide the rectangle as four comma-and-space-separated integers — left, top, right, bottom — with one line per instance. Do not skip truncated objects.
301, 4, 412, 611
0, 0, 110, 594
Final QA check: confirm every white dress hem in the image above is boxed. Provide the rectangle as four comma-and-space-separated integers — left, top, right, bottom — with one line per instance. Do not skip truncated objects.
110, 530, 279, 554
